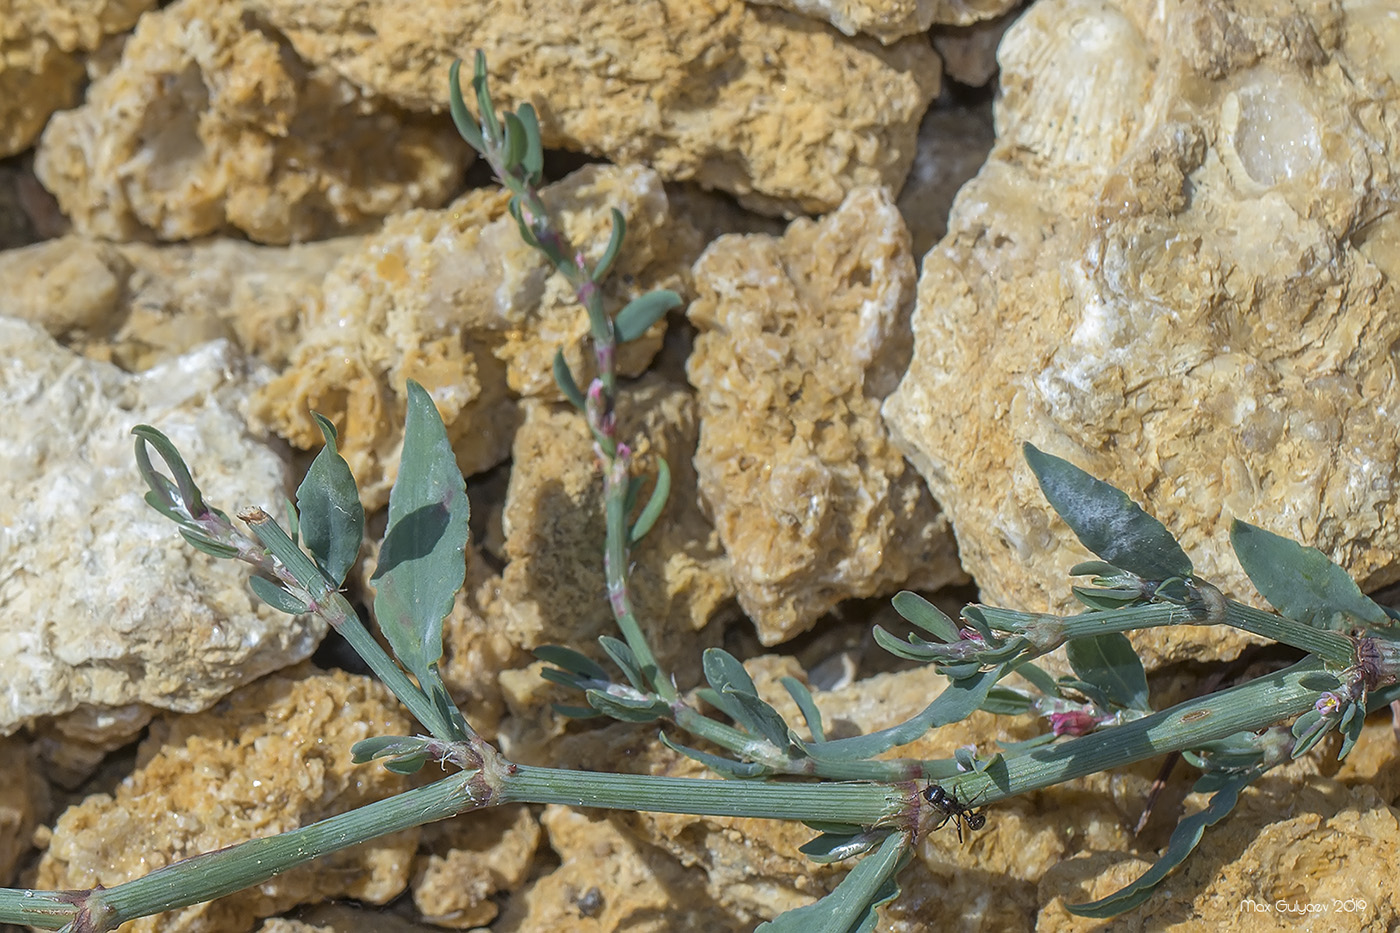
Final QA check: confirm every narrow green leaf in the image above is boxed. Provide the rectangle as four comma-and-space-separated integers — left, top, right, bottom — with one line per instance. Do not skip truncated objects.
1023, 443, 1193, 582
507, 196, 541, 251
132, 425, 209, 521
598, 635, 647, 692
804, 667, 1004, 761
870, 625, 944, 663
703, 648, 759, 696
501, 112, 527, 171
516, 102, 544, 183
552, 349, 587, 410
725, 688, 792, 749
628, 457, 671, 545
658, 732, 769, 778
1012, 660, 1062, 698
296, 414, 365, 587
614, 290, 680, 344
782, 677, 826, 743
249, 575, 308, 615
471, 50, 501, 146
980, 687, 1033, 716
1229, 520, 1388, 630
371, 382, 470, 685
179, 530, 240, 559
1339, 704, 1365, 759
891, 591, 960, 642
593, 208, 626, 283
384, 754, 429, 775
584, 690, 668, 723
799, 831, 882, 863
351, 735, 433, 763
1065, 634, 1149, 711
1067, 772, 1253, 918
996, 733, 1059, 754
446, 59, 485, 153
535, 644, 609, 681
756, 832, 908, 933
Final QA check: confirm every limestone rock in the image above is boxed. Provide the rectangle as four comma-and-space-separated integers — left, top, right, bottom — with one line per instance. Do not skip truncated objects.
688, 186, 964, 645
411, 806, 541, 928
0, 319, 311, 738
0, 735, 48, 885
243, 0, 939, 216
252, 164, 694, 510
746, 0, 1019, 43
494, 375, 733, 754
0, 0, 155, 158
35, 665, 419, 933
0, 234, 355, 370
34, 0, 466, 244
896, 93, 996, 262
930, 7, 1020, 86
883, 0, 1400, 665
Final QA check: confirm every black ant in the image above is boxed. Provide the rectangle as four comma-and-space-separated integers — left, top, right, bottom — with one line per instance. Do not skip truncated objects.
922, 783, 987, 843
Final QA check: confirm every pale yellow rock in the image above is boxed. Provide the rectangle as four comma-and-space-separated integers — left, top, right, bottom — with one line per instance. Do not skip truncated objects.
0, 0, 155, 157
411, 806, 541, 928
35, 666, 419, 933
34, 0, 466, 243
252, 164, 693, 510
883, 0, 1400, 666
243, 0, 939, 216
0, 233, 355, 369
688, 185, 964, 644
747, 0, 1019, 42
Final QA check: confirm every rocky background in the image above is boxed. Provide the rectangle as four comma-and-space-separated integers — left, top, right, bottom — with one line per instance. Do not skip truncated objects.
3, 0, 1399, 930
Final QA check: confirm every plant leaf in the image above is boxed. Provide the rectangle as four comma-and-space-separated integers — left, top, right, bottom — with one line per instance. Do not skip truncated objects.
593, 209, 626, 283
552, 349, 586, 410
614, 290, 680, 343
371, 382, 470, 685
628, 457, 670, 545
1067, 771, 1254, 918
782, 676, 826, 742
515, 102, 544, 183
534, 644, 609, 682
585, 690, 668, 723
446, 59, 484, 153
1023, 443, 1193, 582
756, 831, 908, 933
296, 414, 365, 587
598, 635, 647, 692
659, 732, 768, 778
249, 575, 308, 615
891, 591, 960, 642
1229, 520, 1388, 630
1065, 633, 1149, 711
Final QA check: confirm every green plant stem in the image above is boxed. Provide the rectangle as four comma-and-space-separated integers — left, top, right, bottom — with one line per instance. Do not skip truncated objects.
946, 656, 1333, 806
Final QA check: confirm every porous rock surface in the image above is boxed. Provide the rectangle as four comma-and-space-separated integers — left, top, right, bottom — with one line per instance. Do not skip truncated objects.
0, 0, 156, 157
0, 318, 310, 738
252, 164, 694, 510
243, 0, 939, 216
0, 233, 356, 370
688, 186, 964, 644
747, 0, 1019, 43
884, 0, 1400, 664
0, 734, 48, 885
35, 666, 418, 933
34, 0, 466, 243
411, 806, 541, 928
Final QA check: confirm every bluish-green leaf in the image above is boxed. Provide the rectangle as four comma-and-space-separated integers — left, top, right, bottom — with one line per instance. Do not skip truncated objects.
249, 575, 308, 615
659, 732, 768, 779
703, 648, 759, 697
757, 831, 907, 933
891, 591, 960, 642
371, 382, 470, 685
471, 50, 501, 146
1065, 633, 1149, 711
870, 625, 945, 663
628, 457, 671, 545
799, 831, 883, 863
132, 425, 210, 522
516, 102, 544, 184
598, 635, 647, 692
446, 59, 484, 153
296, 414, 365, 587
1024, 443, 1193, 582
614, 290, 680, 344
179, 530, 240, 559
1012, 660, 1062, 698
501, 111, 527, 171
725, 688, 793, 749
1067, 772, 1252, 918
804, 667, 1003, 761
980, 687, 1034, 716
593, 209, 626, 283
552, 350, 586, 410
782, 676, 826, 742
585, 690, 669, 723
1230, 520, 1388, 630
535, 644, 609, 682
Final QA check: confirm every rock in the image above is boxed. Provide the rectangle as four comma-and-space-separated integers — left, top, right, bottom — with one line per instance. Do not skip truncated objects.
0, 735, 48, 885
883, 0, 1400, 665
0, 234, 355, 370
34, 0, 467, 243
0, 154, 69, 249
252, 164, 695, 510
930, 7, 1021, 86
411, 806, 540, 928
688, 185, 964, 645
0, 318, 311, 738
492, 375, 733, 757
0, 0, 155, 158
243, 0, 939, 216
746, 0, 1019, 43
34, 665, 419, 933
493, 805, 743, 932
895, 91, 996, 262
